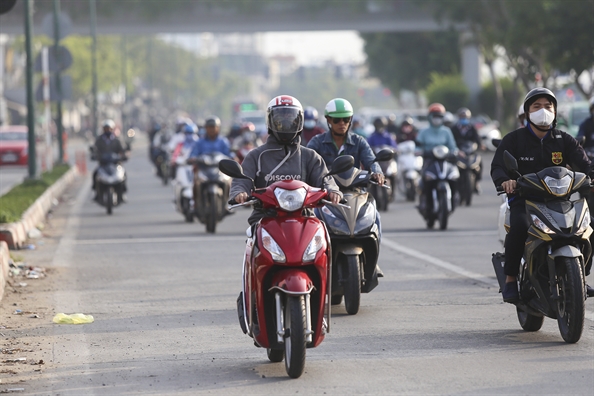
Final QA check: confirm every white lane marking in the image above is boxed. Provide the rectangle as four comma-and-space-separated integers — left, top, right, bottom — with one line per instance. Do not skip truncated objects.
51, 177, 94, 394
381, 238, 594, 322
76, 235, 243, 245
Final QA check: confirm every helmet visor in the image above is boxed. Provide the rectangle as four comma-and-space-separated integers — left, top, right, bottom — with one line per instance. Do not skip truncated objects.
269, 107, 303, 134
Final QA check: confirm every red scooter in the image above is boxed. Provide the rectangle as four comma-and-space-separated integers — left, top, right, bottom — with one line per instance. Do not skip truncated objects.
219, 156, 353, 378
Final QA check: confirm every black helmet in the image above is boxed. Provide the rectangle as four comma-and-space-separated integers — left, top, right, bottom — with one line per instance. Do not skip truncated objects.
373, 116, 387, 130
457, 107, 471, 118
204, 116, 221, 128
266, 95, 304, 145
401, 115, 414, 126
523, 88, 557, 128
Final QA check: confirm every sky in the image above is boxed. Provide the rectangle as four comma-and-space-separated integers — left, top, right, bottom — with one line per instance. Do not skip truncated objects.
260, 31, 365, 65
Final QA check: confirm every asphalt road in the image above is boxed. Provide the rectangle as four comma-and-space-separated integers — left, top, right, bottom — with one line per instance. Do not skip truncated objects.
0, 165, 27, 196
26, 137, 594, 395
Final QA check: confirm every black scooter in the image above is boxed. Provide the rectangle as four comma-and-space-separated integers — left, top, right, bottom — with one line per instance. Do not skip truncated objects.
317, 149, 394, 315
492, 151, 591, 343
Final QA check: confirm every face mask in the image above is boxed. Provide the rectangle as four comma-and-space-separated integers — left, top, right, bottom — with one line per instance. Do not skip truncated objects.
529, 108, 555, 127
459, 118, 470, 126
430, 116, 443, 127
304, 120, 316, 129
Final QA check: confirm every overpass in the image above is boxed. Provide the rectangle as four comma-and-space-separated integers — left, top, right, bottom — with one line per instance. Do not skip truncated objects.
0, 0, 480, 98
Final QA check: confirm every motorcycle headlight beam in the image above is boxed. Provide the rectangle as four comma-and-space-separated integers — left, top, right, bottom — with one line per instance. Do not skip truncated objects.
303, 227, 325, 262
274, 187, 306, 212
261, 228, 286, 263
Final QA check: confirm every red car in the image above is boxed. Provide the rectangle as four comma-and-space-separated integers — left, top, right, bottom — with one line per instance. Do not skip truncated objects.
0, 126, 28, 166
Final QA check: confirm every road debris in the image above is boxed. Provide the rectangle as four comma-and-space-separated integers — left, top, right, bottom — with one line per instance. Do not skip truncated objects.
52, 313, 94, 324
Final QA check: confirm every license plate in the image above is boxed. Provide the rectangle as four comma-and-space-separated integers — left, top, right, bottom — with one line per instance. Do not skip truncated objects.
1, 153, 18, 162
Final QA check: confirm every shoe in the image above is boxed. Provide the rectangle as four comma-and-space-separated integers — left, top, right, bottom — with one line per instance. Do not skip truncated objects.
587, 284, 594, 298
376, 265, 384, 278
502, 281, 519, 303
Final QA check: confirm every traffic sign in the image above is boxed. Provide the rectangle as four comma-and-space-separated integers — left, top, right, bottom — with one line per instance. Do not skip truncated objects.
41, 12, 72, 41
35, 75, 72, 102
34, 46, 73, 73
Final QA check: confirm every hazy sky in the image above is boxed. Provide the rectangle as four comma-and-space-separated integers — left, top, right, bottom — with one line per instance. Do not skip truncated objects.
261, 31, 365, 65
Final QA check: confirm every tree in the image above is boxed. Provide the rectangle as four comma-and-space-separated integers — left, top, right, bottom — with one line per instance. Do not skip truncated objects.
360, 30, 460, 106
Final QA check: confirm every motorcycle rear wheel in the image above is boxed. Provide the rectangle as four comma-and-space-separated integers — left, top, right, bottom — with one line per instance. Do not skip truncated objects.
556, 257, 585, 343
284, 295, 307, 378
438, 193, 448, 230
405, 179, 415, 201
343, 255, 361, 315
516, 307, 544, 332
267, 348, 284, 363
161, 163, 169, 185
182, 198, 194, 223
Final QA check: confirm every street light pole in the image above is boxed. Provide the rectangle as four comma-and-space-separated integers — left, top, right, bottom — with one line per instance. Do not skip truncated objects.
53, 0, 64, 163
25, 0, 36, 179
89, 0, 98, 137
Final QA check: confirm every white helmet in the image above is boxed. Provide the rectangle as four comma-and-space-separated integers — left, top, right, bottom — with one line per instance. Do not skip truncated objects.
517, 104, 525, 117
266, 95, 304, 145
102, 119, 116, 130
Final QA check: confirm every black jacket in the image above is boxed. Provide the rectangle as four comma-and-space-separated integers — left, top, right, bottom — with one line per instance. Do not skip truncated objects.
491, 127, 590, 188
451, 123, 481, 147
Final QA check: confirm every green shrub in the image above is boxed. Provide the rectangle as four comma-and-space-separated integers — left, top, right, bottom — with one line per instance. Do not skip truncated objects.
478, 78, 520, 132
0, 165, 70, 224
425, 73, 469, 112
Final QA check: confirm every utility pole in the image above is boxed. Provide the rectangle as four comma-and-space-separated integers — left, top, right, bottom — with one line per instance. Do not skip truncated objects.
25, 0, 36, 179
53, 0, 64, 163
89, 0, 98, 137
121, 35, 127, 129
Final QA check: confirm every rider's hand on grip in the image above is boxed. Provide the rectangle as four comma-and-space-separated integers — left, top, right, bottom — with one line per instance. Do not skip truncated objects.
234, 192, 249, 204
501, 179, 516, 195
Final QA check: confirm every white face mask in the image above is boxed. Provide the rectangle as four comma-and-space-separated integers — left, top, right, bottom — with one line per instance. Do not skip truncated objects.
430, 116, 443, 127
529, 108, 555, 127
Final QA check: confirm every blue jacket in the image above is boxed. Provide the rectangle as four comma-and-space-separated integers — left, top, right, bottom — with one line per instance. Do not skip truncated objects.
189, 136, 231, 158
367, 130, 397, 149
416, 125, 458, 153
307, 131, 382, 174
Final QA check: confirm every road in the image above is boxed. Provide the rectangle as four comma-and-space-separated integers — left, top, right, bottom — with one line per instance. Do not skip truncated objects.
19, 137, 594, 394
0, 166, 27, 196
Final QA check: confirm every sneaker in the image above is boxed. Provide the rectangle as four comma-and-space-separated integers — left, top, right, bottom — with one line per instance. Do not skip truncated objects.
587, 284, 594, 298
502, 281, 519, 303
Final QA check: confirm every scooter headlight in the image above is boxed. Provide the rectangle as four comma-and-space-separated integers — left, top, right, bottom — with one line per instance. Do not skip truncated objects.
531, 214, 555, 234
355, 203, 376, 234
543, 175, 572, 196
274, 187, 306, 212
261, 228, 286, 263
577, 211, 591, 235
303, 227, 326, 262
321, 205, 336, 219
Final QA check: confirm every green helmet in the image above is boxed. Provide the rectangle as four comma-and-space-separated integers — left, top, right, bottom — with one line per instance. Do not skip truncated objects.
324, 98, 354, 118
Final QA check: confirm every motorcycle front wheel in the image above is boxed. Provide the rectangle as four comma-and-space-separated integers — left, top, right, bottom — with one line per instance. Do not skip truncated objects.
206, 193, 218, 233
556, 257, 585, 343
284, 295, 307, 378
438, 192, 449, 230
105, 186, 114, 215
343, 255, 361, 315
182, 198, 194, 223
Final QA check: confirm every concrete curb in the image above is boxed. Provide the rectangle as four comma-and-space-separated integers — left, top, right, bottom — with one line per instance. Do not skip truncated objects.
0, 166, 80, 249
0, 241, 9, 302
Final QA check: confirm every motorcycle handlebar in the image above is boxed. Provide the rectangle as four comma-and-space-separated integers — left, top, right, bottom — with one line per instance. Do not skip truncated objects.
321, 199, 351, 209
370, 180, 391, 189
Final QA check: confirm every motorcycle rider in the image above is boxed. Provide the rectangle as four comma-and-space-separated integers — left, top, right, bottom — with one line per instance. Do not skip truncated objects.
230, 95, 342, 225
491, 88, 594, 302
451, 107, 484, 193
351, 116, 367, 137
416, 103, 458, 215
307, 98, 385, 276
92, 119, 127, 201
300, 106, 325, 146
171, 123, 198, 168
396, 115, 418, 143
188, 116, 233, 213
576, 97, 594, 149
367, 117, 398, 150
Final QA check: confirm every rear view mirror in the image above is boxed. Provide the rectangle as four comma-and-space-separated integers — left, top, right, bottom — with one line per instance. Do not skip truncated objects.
503, 150, 519, 173
219, 159, 252, 182
327, 155, 354, 176
373, 149, 395, 162
491, 139, 501, 148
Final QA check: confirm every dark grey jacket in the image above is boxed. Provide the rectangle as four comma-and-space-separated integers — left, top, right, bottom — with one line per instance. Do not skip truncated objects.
230, 136, 342, 224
